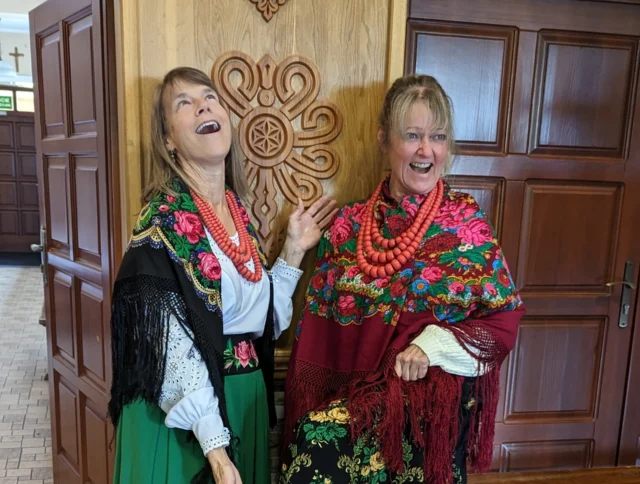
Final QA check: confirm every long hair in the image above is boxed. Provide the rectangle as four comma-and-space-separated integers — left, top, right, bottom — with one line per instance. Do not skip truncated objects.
142, 66, 249, 203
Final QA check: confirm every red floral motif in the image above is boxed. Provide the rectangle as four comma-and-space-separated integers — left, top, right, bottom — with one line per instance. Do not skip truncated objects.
166, 195, 177, 203
375, 278, 390, 289
470, 285, 484, 297
330, 216, 352, 247
485, 282, 498, 296
327, 269, 336, 287
450, 282, 466, 294
197, 252, 222, 281
159, 204, 170, 212
498, 269, 510, 287
174, 211, 205, 244
342, 203, 366, 224
386, 214, 409, 235
400, 196, 423, 219
423, 232, 461, 254
311, 273, 326, 291
250, 342, 258, 361
346, 266, 360, 279
457, 218, 493, 246
234, 341, 252, 368
337, 295, 357, 315
420, 266, 443, 284
390, 279, 406, 298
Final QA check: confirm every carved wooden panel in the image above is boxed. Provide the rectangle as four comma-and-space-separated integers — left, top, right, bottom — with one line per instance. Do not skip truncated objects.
517, 181, 622, 295
20, 182, 39, 209
530, 31, 637, 159
505, 317, 605, 422
74, 156, 101, 264
52, 270, 76, 366
47, 156, 70, 250
0, 182, 17, 208
0, 152, 15, 177
0, 122, 14, 149
499, 440, 593, 472
0, 211, 18, 235
40, 30, 65, 138
249, 0, 289, 21
82, 398, 110, 484
212, 51, 343, 255
68, 14, 97, 135
19, 153, 37, 178
16, 122, 36, 149
79, 281, 105, 387
406, 21, 516, 154
447, 175, 504, 238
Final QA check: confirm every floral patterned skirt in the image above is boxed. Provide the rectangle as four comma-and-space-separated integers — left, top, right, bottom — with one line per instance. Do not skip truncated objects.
279, 379, 476, 484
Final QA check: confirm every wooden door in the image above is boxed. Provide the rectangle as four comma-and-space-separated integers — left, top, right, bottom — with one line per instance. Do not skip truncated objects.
0, 111, 38, 252
406, 0, 640, 472
30, 0, 120, 482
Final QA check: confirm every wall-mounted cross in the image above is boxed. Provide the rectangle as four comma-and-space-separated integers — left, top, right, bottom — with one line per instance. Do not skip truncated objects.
9, 47, 24, 73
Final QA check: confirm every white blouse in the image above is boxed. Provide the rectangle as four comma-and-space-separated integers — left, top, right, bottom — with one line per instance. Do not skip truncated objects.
158, 230, 302, 457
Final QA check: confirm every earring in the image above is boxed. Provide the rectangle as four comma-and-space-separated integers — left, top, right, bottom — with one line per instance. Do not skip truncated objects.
170, 149, 179, 164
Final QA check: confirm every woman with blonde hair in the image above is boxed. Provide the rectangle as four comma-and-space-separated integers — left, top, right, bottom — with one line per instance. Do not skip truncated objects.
108, 66, 336, 484
281, 74, 524, 483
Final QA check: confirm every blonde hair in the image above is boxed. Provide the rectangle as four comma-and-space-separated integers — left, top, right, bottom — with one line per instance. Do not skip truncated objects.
379, 74, 456, 174
142, 67, 249, 204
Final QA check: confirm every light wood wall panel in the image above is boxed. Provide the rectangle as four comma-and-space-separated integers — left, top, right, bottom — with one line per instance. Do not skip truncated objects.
117, 0, 395, 356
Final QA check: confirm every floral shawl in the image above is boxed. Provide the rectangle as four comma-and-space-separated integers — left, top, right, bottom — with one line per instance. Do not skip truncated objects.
108, 178, 276, 484
284, 178, 524, 482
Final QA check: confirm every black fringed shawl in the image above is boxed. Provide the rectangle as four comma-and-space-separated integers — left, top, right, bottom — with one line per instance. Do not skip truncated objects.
108, 178, 276, 484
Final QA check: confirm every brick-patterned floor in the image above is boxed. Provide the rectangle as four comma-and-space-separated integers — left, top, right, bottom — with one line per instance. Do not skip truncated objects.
0, 265, 52, 484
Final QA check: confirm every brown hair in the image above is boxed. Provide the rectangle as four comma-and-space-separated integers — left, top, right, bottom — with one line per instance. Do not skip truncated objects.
379, 74, 456, 173
142, 66, 249, 204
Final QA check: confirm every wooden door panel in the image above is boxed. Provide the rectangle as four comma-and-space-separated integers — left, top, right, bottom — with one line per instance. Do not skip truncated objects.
46, 156, 71, 251
21, 211, 40, 235
19, 153, 37, 178
79, 281, 106, 388
498, 440, 593, 472
17, 123, 36, 150
505, 317, 605, 421
0, 211, 18, 234
81, 397, 111, 484
0, 122, 14, 148
40, 31, 65, 139
0, 152, 16, 177
530, 31, 637, 158
73, 156, 101, 265
517, 182, 622, 293
408, 21, 515, 154
0, 181, 17, 207
20, 182, 39, 209
408, 0, 640, 472
52, 270, 76, 365
31, 0, 119, 479
68, 13, 97, 136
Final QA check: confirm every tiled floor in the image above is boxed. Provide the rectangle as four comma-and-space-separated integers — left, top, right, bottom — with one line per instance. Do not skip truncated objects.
0, 265, 52, 484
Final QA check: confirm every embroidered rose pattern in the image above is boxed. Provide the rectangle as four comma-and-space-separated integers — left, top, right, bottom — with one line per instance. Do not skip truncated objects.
197, 252, 222, 281
173, 211, 205, 244
298, 184, 522, 329
224, 339, 259, 370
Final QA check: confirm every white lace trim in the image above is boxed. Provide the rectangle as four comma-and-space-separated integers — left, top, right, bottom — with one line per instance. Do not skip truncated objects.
201, 428, 231, 455
272, 257, 303, 282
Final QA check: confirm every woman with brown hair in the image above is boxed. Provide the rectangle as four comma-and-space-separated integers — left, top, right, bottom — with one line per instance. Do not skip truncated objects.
281, 74, 525, 483
108, 67, 337, 484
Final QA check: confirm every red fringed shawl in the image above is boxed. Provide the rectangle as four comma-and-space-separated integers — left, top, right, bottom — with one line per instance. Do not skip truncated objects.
284, 179, 524, 482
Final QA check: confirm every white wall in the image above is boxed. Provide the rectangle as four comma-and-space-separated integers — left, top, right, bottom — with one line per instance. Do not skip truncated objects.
0, 31, 31, 76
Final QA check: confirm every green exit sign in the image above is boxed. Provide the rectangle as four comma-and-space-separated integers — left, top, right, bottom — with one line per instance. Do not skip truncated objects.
0, 95, 13, 110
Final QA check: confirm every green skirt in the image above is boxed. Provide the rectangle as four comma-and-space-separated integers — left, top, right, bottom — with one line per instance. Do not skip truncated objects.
113, 368, 271, 483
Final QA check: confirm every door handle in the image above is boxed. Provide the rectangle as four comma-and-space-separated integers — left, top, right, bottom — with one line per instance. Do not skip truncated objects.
31, 226, 48, 285
609, 261, 635, 329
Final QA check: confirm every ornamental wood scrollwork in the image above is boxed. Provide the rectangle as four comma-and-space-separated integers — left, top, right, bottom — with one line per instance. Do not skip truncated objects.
249, 0, 289, 22
212, 51, 343, 256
